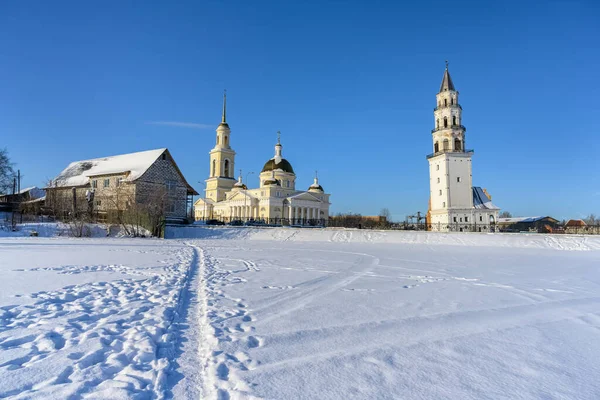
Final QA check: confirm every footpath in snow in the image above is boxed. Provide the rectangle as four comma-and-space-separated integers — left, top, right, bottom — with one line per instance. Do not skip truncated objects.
1, 228, 600, 399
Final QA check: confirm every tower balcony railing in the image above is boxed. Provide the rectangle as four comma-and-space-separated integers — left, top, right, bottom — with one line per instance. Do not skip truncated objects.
434, 104, 462, 111
431, 125, 466, 133
426, 149, 474, 159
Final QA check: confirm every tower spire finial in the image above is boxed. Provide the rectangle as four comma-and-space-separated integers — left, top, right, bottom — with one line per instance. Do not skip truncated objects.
277, 130, 281, 145
222, 89, 227, 123
445, 60, 449, 70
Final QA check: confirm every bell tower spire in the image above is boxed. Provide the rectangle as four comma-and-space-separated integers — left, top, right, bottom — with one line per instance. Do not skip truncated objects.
221, 89, 227, 124
205, 91, 236, 202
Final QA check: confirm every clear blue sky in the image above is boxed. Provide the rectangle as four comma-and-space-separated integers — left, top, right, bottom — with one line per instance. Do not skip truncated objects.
1, 0, 598, 221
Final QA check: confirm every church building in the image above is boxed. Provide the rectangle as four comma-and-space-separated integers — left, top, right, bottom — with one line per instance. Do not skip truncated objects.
194, 94, 331, 225
426, 64, 500, 232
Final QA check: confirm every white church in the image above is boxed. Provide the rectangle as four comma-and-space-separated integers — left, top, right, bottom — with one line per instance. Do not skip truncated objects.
426, 64, 500, 232
194, 94, 331, 224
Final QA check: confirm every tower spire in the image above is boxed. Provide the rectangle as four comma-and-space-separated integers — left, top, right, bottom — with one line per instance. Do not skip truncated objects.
222, 89, 227, 123
439, 62, 455, 92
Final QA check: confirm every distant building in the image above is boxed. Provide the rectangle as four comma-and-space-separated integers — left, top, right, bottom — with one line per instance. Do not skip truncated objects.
194, 94, 331, 224
497, 216, 560, 233
0, 187, 45, 212
46, 148, 197, 221
564, 219, 599, 234
426, 63, 500, 232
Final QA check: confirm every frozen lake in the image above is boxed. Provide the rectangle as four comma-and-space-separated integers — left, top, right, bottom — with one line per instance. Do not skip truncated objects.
1, 227, 600, 399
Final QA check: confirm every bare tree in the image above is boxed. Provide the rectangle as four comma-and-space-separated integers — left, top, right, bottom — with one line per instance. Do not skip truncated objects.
0, 148, 16, 194
499, 211, 512, 218
379, 208, 391, 222
584, 214, 597, 225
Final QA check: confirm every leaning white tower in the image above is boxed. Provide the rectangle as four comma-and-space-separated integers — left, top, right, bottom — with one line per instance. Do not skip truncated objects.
427, 63, 475, 231
427, 63, 499, 232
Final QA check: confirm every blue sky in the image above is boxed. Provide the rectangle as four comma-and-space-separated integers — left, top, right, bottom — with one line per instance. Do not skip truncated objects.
1, 0, 598, 221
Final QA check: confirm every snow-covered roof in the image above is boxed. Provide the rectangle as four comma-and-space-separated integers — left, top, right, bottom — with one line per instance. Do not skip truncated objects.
51, 149, 167, 188
472, 187, 499, 210
497, 216, 558, 224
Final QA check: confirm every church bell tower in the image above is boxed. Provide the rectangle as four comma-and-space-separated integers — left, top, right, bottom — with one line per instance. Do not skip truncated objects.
427, 63, 475, 228
205, 91, 236, 202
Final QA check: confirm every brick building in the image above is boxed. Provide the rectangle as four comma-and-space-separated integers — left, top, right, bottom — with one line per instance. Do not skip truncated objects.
46, 148, 197, 221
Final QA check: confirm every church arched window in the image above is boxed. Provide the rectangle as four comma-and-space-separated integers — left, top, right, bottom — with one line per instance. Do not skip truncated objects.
224, 160, 230, 177
454, 139, 462, 151
434, 142, 439, 153
443, 139, 449, 151
212, 160, 216, 176
452, 116, 457, 126
444, 117, 448, 128
444, 99, 447, 106
451, 98, 454, 105
224, 136, 228, 146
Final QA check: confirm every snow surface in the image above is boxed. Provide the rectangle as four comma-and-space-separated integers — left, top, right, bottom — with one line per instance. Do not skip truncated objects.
1, 227, 600, 399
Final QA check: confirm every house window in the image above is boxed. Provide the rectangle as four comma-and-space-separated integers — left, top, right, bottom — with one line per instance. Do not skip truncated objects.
168, 203, 176, 213
166, 180, 177, 192
460, 217, 463, 222
465, 217, 469, 222
453, 217, 457, 222
439, 190, 442, 196
442, 202, 446, 207
96, 200, 102, 206
103, 179, 110, 188
116, 177, 123, 187
92, 180, 97, 189
286, 180, 290, 188
436, 165, 439, 171
480, 216, 483, 222
162, 154, 166, 161
437, 177, 440, 183
457, 177, 461, 183
276, 191, 281, 197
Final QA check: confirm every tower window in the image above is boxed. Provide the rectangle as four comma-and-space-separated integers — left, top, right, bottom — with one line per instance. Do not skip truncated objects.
436, 119, 439, 129
454, 139, 462, 151
444, 117, 448, 128
217, 137, 220, 145
457, 177, 461, 182
434, 142, 439, 153
212, 160, 216, 176
224, 136, 228, 146
444, 99, 447, 106
443, 139, 449, 151
451, 98, 454, 105
452, 116, 456, 126
224, 160, 230, 177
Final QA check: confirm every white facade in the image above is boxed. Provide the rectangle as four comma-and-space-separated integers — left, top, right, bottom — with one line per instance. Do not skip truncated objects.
194, 97, 331, 225
427, 65, 499, 232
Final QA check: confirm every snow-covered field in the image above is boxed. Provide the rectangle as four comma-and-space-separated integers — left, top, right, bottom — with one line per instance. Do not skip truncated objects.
1, 227, 600, 399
